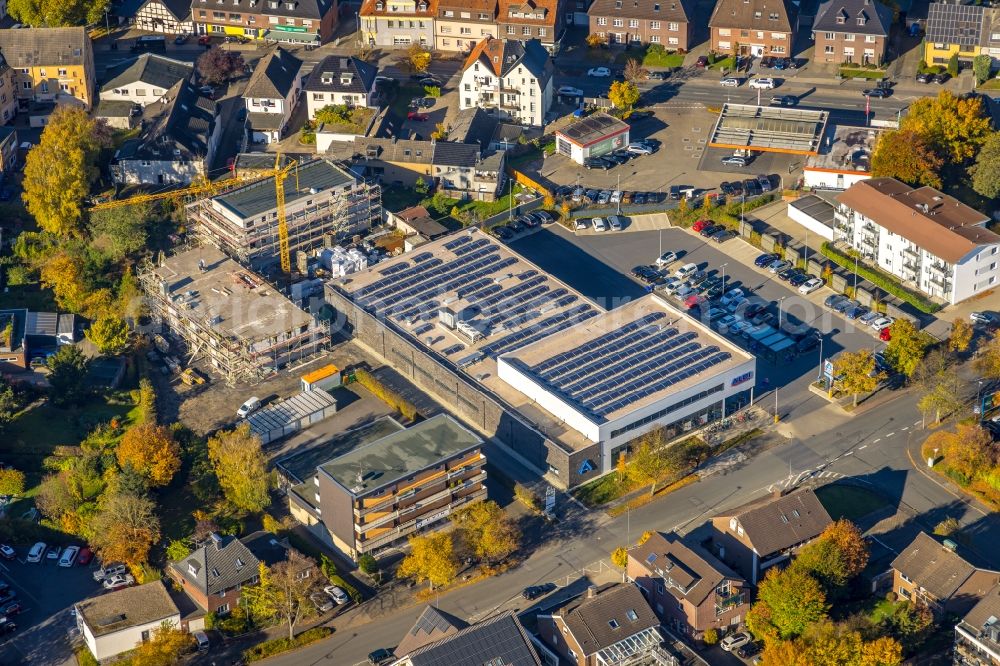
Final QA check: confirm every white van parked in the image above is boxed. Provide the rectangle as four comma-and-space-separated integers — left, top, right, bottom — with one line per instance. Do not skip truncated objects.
59, 546, 80, 567
675, 263, 698, 279
237, 397, 262, 418
26, 542, 46, 563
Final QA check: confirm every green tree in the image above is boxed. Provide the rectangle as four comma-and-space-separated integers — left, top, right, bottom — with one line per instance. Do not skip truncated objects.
90, 492, 161, 566
404, 43, 431, 73
884, 319, 931, 377
398, 532, 459, 590
945, 423, 996, 481
870, 130, 943, 188
901, 90, 991, 163
241, 553, 319, 639
127, 620, 194, 666
22, 107, 111, 237
88, 203, 150, 260
0, 468, 25, 497
833, 349, 882, 407
414, 176, 429, 195
974, 54, 993, 85
358, 553, 379, 577
608, 80, 641, 116
8, 0, 110, 26
46, 345, 89, 407
971, 132, 1000, 199
977, 329, 1000, 379
747, 566, 829, 640
949, 318, 974, 354
85, 316, 131, 355
630, 429, 670, 496
916, 357, 963, 424
0, 376, 26, 431
450, 500, 520, 564
794, 519, 869, 590
165, 538, 192, 563
948, 52, 960, 77
207, 424, 271, 514
611, 546, 629, 568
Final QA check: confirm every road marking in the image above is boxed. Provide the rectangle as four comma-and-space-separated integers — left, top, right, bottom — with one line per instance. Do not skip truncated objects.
901, 426, 909, 431
886, 432, 895, 437
913, 420, 921, 426
873, 438, 881, 443
859, 444, 868, 450
844, 451, 853, 455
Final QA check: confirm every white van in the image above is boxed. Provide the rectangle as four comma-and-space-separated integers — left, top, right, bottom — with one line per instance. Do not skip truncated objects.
675, 263, 698, 279
237, 397, 262, 418
26, 542, 46, 563
59, 545, 80, 567
193, 630, 210, 652
607, 215, 624, 231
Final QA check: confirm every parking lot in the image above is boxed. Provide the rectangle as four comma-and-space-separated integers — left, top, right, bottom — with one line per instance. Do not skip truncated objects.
511, 224, 886, 403
0, 550, 102, 665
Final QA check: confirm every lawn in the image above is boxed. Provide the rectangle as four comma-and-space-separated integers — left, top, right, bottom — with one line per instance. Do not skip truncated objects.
2, 283, 57, 312
815, 484, 889, 522
840, 67, 888, 80
709, 56, 736, 70
980, 79, 1000, 90
389, 84, 427, 118
314, 106, 376, 135
642, 50, 685, 68
380, 185, 425, 213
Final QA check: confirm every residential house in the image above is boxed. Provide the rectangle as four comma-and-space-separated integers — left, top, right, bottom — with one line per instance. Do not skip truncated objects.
497, 0, 565, 52
342, 135, 436, 185
458, 36, 553, 126
835, 178, 1000, 305
891, 532, 1000, 617
708, 0, 798, 57
588, 0, 693, 51
112, 80, 222, 185
627, 531, 749, 639
169, 532, 313, 615
449, 106, 501, 145
287, 414, 487, 560
0, 54, 17, 125
304, 55, 378, 119
191, 0, 338, 46
0, 27, 96, 114
537, 583, 670, 666
0, 308, 27, 372
709, 488, 833, 584
99, 54, 193, 107
359, 0, 437, 48
954, 584, 1000, 666
243, 47, 302, 144
121, 0, 194, 34
394, 608, 547, 665
0, 126, 17, 177
435, 0, 499, 51
75, 582, 181, 662
433, 141, 506, 201
924, 1, 990, 68
389, 205, 451, 240
812, 0, 892, 65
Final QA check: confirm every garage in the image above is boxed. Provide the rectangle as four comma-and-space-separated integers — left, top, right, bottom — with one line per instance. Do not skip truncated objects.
556, 112, 630, 164
246, 390, 338, 445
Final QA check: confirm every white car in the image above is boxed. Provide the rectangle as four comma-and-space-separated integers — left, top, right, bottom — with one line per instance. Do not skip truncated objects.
26, 542, 46, 563
587, 67, 611, 77
717, 315, 740, 333
93, 562, 128, 582
574, 218, 589, 231
971, 311, 998, 325
46, 546, 61, 562
557, 85, 584, 97
324, 585, 350, 605
720, 288, 745, 306
660, 277, 683, 294
592, 217, 607, 232
675, 262, 698, 279
799, 277, 824, 294
869, 316, 894, 330
720, 77, 740, 87
675, 285, 698, 299
59, 546, 80, 567
721, 631, 753, 652
726, 297, 747, 313
102, 574, 136, 590
656, 251, 678, 267
749, 77, 776, 89
627, 142, 653, 155
610, 190, 622, 203
237, 396, 261, 418
311, 592, 334, 613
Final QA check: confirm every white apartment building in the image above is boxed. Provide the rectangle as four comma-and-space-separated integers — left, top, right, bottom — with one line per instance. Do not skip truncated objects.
458, 36, 553, 127
835, 178, 1000, 305
303, 55, 379, 119
99, 54, 193, 107
243, 47, 302, 144
76, 582, 181, 662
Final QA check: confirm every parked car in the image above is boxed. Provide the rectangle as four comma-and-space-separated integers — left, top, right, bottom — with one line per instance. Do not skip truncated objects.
0, 602, 21, 618
46, 546, 61, 562
834, 298, 859, 313
574, 218, 589, 231
584, 157, 610, 170
824, 294, 848, 308
368, 648, 394, 665
0, 545, 13, 561
59, 545, 80, 567
696, 55, 709, 67
712, 229, 736, 243
716, 314, 739, 332
608, 215, 624, 231
311, 592, 334, 613
788, 273, 810, 288
770, 95, 797, 106
768, 259, 792, 273
406, 111, 429, 121
754, 253, 779, 268
737, 642, 762, 658
77, 547, 94, 565
916, 72, 933, 83
933, 72, 951, 84
236, 397, 261, 418
722, 155, 750, 167
93, 562, 128, 582
720, 77, 741, 87
870, 316, 894, 330
699, 224, 723, 238
0, 618, 16, 635
592, 217, 607, 232
749, 77, 776, 89
720, 288, 745, 306
521, 583, 557, 600
174, 34, 189, 45
627, 142, 654, 155
971, 311, 998, 325
325, 585, 350, 605
777, 267, 799, 282
102, 574, 135, 591
587, 67, 611, 77
721, 631, 753, 652
25, 542, 45, 563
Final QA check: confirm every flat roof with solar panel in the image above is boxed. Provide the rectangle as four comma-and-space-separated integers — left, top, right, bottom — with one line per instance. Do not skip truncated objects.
709, 103, 828, 155
557, 112, 631, 147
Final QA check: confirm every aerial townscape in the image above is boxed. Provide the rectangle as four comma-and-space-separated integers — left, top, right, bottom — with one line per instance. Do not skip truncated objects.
11, 0, 1000, 666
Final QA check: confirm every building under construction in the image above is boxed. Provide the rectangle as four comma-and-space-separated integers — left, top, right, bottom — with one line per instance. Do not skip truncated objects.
187, 158, 382, 271
139, 245, 327, 385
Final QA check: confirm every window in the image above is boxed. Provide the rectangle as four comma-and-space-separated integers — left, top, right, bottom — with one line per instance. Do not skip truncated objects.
608, 619, 620, 629
141, 630, 151, 642
539, 27, 546, 36
824, 45, 834, 53
753, 11, 761, 18
57, 68, 67, 76
464, 83, 471, 91
844, 33, 855, 40
613, 18, 623, 26
626, 609, 638, 621
39, 69, 45, 78
668, 21, 678, 30
507, 25, 515, 34
460, 27, 471, 34
460, 11, 470, 17
597, 17, 606, 25
667, 36, 678, 45
717, 40, 730, 49
769, 12, 778, 19
217, 603, 230, 614
771, 32, 785, 39
824, 32, 834, 39
629, 19, 638, 28
650, 20, 660, 29
865, 35, 876, 42
651, 35, 661, 43
719, 28, 730, 36
522, 26, 531, 35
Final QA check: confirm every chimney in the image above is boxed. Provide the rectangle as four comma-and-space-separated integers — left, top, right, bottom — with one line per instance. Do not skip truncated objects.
209, 533, 224, 549
772, 488, 785, 499
586, 585, 599, 599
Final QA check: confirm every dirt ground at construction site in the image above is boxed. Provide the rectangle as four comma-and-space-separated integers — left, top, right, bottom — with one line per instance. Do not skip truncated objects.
153, 338, 385, 435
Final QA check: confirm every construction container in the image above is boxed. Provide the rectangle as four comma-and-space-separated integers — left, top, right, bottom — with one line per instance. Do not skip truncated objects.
301, 364, 341, 392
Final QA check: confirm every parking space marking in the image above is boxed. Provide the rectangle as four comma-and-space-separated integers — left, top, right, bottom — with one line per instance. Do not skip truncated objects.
901, 426, 909, 431
886, 432, 895, 437
859, 444, 868, 450
873, 438, 881, 443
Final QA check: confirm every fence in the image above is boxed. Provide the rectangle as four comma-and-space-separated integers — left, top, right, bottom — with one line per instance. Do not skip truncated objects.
507, 167, 552, 198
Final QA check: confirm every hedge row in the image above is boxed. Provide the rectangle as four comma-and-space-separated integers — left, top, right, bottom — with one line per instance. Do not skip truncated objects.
820, 243, 941, 313
244, 627, 333, 662
353, 368, 418, 421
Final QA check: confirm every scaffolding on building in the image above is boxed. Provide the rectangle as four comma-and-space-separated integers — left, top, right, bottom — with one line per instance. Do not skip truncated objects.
137, 244, 328, 387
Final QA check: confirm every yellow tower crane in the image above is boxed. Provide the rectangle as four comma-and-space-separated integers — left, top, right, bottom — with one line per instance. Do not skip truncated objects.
90, 154, 300, 273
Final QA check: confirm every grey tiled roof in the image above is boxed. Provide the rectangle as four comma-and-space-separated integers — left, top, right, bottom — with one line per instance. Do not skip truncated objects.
0, 27, 89, 68
709, 0, 797, 32
102, 54, 193, 94
715, 489, 832, 557
171, 533, 262, 596
630, 531, 743, 606
262, 0, 333, 20
118, 80, 215, 162
449, 107, 500, 146
395, 606, 467, 657
352, 136, 436, 164
76, 582, 179, 638
304, 55, 378, 96
892, 532, 981, 601
813, 0, 892, 35
962, 584, 1000, 635
244, 47, 302, 100
433, 141, 480, 167
554, 584, 659, 656
406, 610, 541, 666
95, 99, 138, 118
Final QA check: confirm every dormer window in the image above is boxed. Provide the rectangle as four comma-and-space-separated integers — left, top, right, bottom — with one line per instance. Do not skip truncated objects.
236, 558, 245, 569
836, 14, 845, 23
341, 73, 354, 85
615, 0, 622, 6
211, 567, 220, 577
418, 0, 427, 9
653, 2, 659, 8
375, 0, 383, 8
857, 16, 866, 25
188, 563, 198, 575
626, 609, 638, 621
321, 72, 333, 84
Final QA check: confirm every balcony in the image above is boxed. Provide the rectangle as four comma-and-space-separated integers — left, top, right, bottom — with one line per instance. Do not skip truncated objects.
860, 235, 876, 247
357, 471, 487, 535
929, 262, 949, 276
929, 274, 951, 289
902, 246, 919, 259
358, 487, 487, 552
715, 591, 746, 616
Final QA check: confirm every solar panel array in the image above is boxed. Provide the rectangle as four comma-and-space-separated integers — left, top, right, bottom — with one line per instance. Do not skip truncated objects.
526, 313, 733, 418
349, 234, 598, 360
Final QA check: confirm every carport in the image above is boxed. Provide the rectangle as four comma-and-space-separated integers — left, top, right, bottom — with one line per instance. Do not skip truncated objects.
709, 104, 828, 155
247, 390, 338, 445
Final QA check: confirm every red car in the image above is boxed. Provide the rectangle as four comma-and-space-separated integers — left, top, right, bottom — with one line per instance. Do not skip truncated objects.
77, 547, 93, 566
696, 55, 709, 68
407, 111, 429, 121
198, 35, 212, 46
692, 219, 711, 232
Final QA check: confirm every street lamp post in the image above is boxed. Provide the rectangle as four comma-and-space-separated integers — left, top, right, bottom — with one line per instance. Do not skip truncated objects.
720, 262, 728, 294
774, 387, 779, 423
978, 380, 984, 420
616, 172, 621, 215
817, 336, 824, 382
853, 254, 859, 292
778, 296, 787, 326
